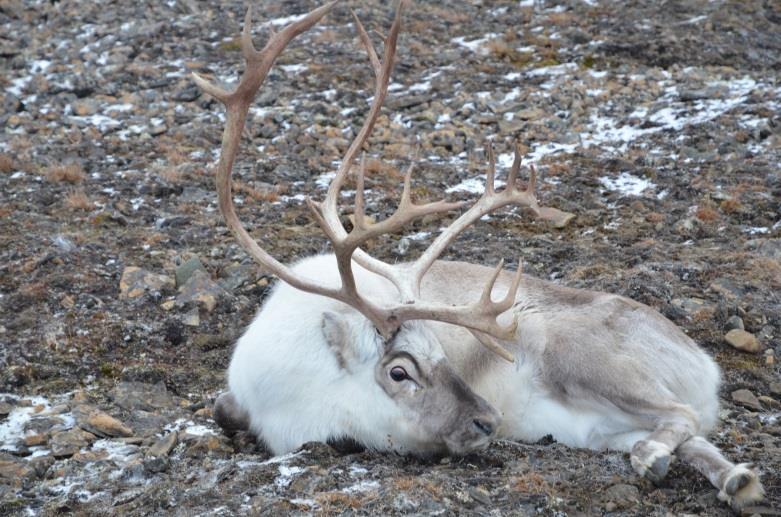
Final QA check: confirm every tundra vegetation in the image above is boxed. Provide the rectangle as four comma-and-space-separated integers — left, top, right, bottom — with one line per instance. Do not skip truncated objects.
0, 0, 779, 515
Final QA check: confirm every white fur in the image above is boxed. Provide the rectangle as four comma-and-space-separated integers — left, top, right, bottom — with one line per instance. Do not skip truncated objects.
225, 254, 761, 506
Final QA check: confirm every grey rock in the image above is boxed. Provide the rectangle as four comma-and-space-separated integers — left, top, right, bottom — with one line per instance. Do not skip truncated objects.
602, 483, 640, 509
148, 431, 178, 458
110, 381, 176, 412
725, 315, 745, 331
176, 269, 230, 312
119, 267, 174, 299
731, 389, 763, 411
50, 428, 96, 458
175, 256, 207, 289
217, 262, 256, 292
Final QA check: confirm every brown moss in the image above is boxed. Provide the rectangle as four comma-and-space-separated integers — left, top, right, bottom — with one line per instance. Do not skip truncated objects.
719, 197, 742, 214
695, 205, 719, 222
510, 472, 551, 495
646, 212, 665, 223
0, 153, 14, 173
46, 164, 85, 183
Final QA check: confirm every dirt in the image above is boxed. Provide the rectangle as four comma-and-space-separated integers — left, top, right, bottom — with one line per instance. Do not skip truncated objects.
0, 0, 779, 515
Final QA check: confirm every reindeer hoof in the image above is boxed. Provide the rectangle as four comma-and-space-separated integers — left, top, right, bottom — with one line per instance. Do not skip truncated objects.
648, 454, 671, 483
718, 463, 764, 510
630, 439, 673, 483
213, 392, 250, 436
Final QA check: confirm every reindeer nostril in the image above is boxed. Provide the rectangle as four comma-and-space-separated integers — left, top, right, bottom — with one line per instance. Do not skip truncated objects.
473, 418, 494, 436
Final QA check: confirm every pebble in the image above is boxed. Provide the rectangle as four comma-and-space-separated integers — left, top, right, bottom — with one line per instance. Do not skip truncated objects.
175, 255, 207, 288
602, 483, 640, 510
50, 428, 96, 458
119, 266, 174, 299
731, 389, 763, 411
724, 329, 762, 353
110, 381, 176, 412
671, 297, 716, 320
176, 269, 229, 312
74, 404, 134, 438
725, 315, 745, 331
148, 431, 178, 457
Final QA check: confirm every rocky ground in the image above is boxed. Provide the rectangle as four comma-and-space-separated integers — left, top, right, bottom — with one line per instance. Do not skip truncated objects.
1, 0, 780, 515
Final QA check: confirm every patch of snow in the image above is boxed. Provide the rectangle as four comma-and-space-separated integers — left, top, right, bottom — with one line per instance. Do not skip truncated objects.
451, 33, 501, 54
744, 226, 769, 235
342, 480, 380, 494
599, 172, 655, 196
280, 64, 308, 74
275, 465, 305, 488
407, 231, 431, 241
316, 172, 336, 189
70, 114, 122, 132
91, 439, 140, 462
265, 12, 308, 27
0, 395, 52, 452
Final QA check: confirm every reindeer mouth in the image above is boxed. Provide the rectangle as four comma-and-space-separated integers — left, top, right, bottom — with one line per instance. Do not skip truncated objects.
442, 414, 499, 456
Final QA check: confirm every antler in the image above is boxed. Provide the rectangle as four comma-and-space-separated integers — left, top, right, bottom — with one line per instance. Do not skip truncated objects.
193, 1, 570, 363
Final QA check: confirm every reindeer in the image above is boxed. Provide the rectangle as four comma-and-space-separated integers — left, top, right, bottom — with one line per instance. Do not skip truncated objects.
192, 1, 764, 509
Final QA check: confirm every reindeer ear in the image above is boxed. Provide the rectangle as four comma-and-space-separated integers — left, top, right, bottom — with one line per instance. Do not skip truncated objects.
321, 311, 351, 370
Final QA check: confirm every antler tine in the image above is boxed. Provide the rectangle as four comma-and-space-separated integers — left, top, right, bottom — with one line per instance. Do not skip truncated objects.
241, 7, 261, 61
507, 142, 522, 188
190, 2, 403, 334
527, 163, 537, 193
351, 10, 381, 74
354, 154, 368, 231
485, 142, 496, 196
324, 2, 405, 216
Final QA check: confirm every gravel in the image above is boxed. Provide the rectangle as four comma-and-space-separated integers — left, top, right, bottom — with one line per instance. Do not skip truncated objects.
1, 0, 779, 515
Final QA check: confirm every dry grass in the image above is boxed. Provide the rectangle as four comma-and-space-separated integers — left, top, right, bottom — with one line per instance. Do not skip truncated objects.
314, 492, 362, 512
0, 153, 14, 173
46, 163, 85, 183
159, 167, 183, 183
233, 180, 281, 202
65, 189, 92, 211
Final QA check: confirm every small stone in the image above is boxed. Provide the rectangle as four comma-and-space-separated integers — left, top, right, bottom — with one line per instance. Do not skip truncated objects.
765, 349, 775, 366
182, 308, 200, 326
74, 404, 133, 438
671, 297, 716, 320
50, 428, 96, 458
758, 396, 780, 409
176, 269, 229, 312
110, 381, 176, 412
770, 382, 781, 397
0, 400, 13, 416
0, 454, 37, 489
724, 329, 761, 353
148, 431, 178, 457
731, 389, 763, 411
160, 300, 176, 311
119, 266, 174, 299
72, 99, 97, 116
217, 262, 256, 292
725, 315, 745, 331
23, 433, 49, 447
602, 483, 640, 509
175, 256, 207, 288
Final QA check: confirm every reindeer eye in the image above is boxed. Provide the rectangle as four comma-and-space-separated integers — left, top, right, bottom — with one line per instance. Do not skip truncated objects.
389, 366, 408, 382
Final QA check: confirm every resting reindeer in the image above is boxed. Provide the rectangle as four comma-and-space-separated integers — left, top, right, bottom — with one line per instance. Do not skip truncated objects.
192, 1, 764, 509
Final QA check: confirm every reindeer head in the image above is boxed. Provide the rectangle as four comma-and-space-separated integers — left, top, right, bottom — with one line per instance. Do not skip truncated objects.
319, 307, 499, 454
195, 1, 569, 455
